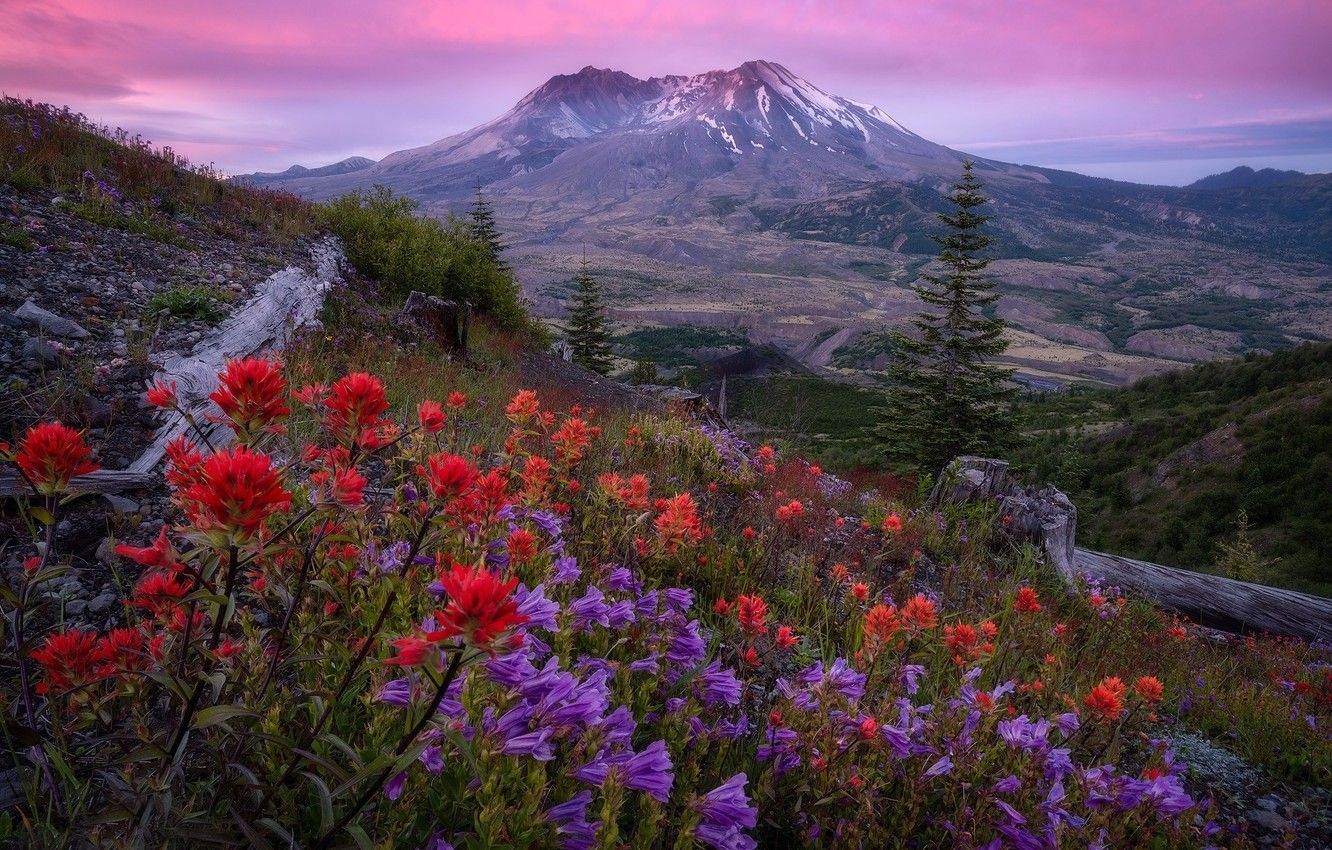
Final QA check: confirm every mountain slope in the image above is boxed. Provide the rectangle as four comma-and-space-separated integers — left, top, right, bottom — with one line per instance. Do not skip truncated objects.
249, 61, 1332, 387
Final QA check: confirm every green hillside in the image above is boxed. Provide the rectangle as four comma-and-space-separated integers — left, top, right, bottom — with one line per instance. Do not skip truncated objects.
1012, 342, 1332, 596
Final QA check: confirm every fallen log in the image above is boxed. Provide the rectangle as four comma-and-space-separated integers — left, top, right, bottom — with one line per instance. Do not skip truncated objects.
933, 457, 1332, 643
0, 469, 154, 498
129, 237, 344, 475
2, 239, 343, 500
1075, 548, 1332, 643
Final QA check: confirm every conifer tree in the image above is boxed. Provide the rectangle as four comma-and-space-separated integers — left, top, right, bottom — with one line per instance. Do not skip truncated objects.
877, 161, 1016, 473
566, 256, 614, 375
468, 185, 510, 276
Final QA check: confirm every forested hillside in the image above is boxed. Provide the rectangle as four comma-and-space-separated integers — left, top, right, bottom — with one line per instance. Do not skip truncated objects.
1013, 343, 1332, 596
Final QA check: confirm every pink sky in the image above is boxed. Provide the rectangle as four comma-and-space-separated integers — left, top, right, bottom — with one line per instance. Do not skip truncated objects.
4, 0, 1331, 184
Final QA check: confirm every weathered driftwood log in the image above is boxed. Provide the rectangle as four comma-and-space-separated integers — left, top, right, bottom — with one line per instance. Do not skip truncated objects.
401, 291, 470, 352
930, 457, 1078, 580
635, 385, 728, 429
2, 239, 343, 501
931, 457, 1332, 642
1075, 548, 1332, 643
0, 469, 154, 498
128, 237, 343, 476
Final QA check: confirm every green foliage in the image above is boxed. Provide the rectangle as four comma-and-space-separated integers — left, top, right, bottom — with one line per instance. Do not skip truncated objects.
146, 284, 232, 323
625, 358, 658, 385
612, 325, 748, 368
565, 257, 614, 374
1213, 509, 1276, 582
726, 375, 890, 471
1012, 341, 1332, 596
321, 186, 526, 328
0, 220, 36, 250
467, 186, 510, 276
877, 161, 1019, 473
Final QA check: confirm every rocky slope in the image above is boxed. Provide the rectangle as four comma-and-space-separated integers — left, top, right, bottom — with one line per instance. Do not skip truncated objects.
0, 182, 323, 630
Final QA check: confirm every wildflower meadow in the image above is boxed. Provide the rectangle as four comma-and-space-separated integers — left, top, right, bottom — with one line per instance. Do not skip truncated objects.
3, 347, 1330, 848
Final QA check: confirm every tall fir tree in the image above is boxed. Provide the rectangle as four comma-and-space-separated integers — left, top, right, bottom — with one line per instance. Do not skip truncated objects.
566, 256, 614, 375
467, 184, 510, 276
877, 161, 1017, 474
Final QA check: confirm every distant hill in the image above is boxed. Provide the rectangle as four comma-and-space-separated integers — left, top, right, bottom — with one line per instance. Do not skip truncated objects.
1013, 342, 1332, 597
1188, 165, 1307, 191
233, 155, 376, 187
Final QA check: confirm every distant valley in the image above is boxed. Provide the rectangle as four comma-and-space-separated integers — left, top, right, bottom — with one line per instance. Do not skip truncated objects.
238, 61, 1332, 387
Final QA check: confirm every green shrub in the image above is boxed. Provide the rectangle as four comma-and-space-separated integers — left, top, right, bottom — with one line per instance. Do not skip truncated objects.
146, 284, 231, 323
321, 186, 526, 329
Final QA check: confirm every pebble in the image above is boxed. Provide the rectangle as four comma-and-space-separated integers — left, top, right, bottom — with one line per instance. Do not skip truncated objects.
87, 591, 117, 613
22, 336, 58, 365
16, 299, 90, 339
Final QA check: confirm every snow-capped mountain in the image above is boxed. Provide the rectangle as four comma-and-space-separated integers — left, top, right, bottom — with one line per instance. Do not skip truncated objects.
262, 60, 1039, 207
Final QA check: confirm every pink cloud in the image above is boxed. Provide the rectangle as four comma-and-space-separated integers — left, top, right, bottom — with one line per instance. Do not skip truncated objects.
2, 0, 1328, 178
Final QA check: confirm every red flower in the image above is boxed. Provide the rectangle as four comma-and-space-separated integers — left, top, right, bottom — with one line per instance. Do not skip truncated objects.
418, 399, 446, 433
292, 382, 326, 407
809, 465, 821, 477
863, 604, 900, 650
1085, 676, 1127, 721
429, 560, 527, 650
324, 372, 390, 448
775, 625, 799, 649
96, 627, 149, 677
1014, 586, 1042, 613
145, 378, 178, 410
114, 526, 174, 567
507, 528, 538, 564
215, 639, 243, 659
447, 391, 467, 410
180, 446, 291, 541
1134, 675, 1164, 703
505, 389, 540, 422
130, 568, 192, 615
775, 499, 804, 522
424, 452, 479, 501
737, 595, 769, 636
859, 716, 878, 739
14, 422, 99, 495
552, 417, 593, 464
713, 598, 732, 615
902, 594, 938, 631
740, 646, 760, 667
741, 527, 757, 541
944, 623, 980, 663
654, 493, 704, 553
210, 357, 290, 437
384, 636, 434, 667
332, 466, 367, 507
830, 563, 850, 583
881, 514, 903, 533
851, 582, 869, 602
31, 630, 104, 695
163, 434, 203, 490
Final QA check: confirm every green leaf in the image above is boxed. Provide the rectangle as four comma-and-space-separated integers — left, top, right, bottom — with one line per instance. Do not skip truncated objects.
230, 812, 275, 850
29, 506, 54, 525
302, 771, 335, 833
255, 818, 295, 844
344, 824, 374, 850
1, 716, 41, 748
192, 705, 256, 730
